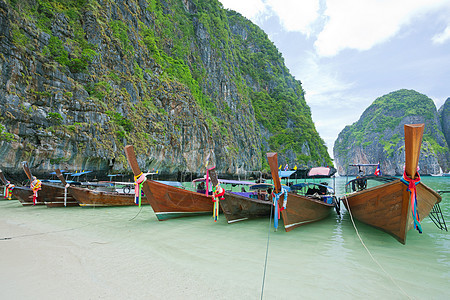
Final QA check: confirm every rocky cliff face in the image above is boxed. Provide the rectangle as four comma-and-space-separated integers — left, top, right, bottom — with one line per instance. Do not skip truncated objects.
333, 89, 449, 175
0, 0, 330, 178
439, 98, 450, 156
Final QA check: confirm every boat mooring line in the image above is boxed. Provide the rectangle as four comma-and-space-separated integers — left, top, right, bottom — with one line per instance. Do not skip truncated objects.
0, 223, 92, 241
129, 205, 143, 221
342, 195, 412, 299
260, 202, 274, 300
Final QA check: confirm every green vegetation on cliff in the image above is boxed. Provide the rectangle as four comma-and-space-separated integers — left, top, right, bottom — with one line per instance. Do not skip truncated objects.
3, 0, 331, 173
334, 89, 448, 172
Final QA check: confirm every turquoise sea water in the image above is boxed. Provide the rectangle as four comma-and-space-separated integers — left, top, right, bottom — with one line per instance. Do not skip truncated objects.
0, 176, 449, 299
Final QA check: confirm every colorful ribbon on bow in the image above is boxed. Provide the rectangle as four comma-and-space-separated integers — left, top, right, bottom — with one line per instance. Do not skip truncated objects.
134, 172, 147, 207
272, 187, 288, 230
30, 177, 41, 205
4, 181, 14, 200
212, 184, 225, 222
400, 170, 422, 233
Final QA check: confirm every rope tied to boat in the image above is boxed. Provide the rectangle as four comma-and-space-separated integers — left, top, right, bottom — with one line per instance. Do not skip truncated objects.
271, 187, 287, 230
4, 181, 14, 200
64, 183, 70, 207
400, 170, 422, 233
212, 183, 225, 222
134, 172, 147, 207
30, 177, 41, 205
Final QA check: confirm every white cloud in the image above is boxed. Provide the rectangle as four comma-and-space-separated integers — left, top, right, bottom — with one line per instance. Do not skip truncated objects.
219, 0, 266, 21
265, 0, 321, 36
432, 25, 450, 44
315, 0, 450, 57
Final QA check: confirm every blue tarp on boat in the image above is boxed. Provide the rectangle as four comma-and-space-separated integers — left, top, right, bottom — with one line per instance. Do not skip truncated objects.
278, 170, 296, 178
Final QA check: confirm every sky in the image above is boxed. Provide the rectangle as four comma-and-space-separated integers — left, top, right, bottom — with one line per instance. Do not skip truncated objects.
219, 0, 450, 159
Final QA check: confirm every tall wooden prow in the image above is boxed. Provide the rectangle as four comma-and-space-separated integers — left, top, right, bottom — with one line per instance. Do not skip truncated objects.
55, 169, 68, 186
22, 161, 33, 182
266, 152, 281, 193
404, 123, 424, 179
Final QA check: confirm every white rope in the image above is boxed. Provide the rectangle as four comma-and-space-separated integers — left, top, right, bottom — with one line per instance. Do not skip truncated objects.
260, 202, 274, 300
64, 183, 70, 207
341, 194, 412, 299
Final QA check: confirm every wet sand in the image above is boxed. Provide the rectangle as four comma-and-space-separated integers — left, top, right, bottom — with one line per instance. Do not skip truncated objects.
0, 201, 235, 299
1, 176, 449, 300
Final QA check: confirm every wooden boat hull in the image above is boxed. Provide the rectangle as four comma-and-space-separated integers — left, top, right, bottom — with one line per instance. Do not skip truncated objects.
144, 180, 213, 220
124, 145, 214, 221
220, 192, 272, 223
10, 187, 38, 205
266, 152, 334, 231
281, 193, 334, 232
341, 180, 441, 244
16, 183, 78, 207
68, 186, 148, 207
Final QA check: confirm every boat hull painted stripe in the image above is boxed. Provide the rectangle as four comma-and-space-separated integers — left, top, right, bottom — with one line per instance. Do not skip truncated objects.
284, 217, 324, 229
155, 211, 210, 220
227, 217, 249, 224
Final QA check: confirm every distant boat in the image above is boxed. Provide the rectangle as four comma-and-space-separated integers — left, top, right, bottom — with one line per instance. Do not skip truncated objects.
431, 172, 450, 177
3, 162, 79, 207
124, 145, 214, 220
54, 169, 149, 207
0, 169, 35, 204
341, 124, 442, 244
267, 153, 335, 232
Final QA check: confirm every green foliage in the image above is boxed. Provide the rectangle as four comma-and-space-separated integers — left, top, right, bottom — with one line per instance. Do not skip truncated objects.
46, 112, 63, 125
0, 124, 16, 142
9, 0, 333, 167
106, 111, 134, 133
46, 35, 97, 72
11, 24, 32, 52
85, 81, 111, 100
335, 89, 443, 160
110, 20, 134, 55
423, 134, 447, 154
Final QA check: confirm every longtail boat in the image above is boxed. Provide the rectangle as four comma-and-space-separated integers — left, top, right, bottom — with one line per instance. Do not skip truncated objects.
204, 169, 272, 223
21, 162, 79, 207
54, 169, 148, 207
0, 169, 32, 203
340, 124, 442, 244
267, 152, 334, 231
124, 145, 214, 220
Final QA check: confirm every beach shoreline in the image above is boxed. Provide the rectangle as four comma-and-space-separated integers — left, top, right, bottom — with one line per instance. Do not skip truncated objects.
0, 200, 233, 299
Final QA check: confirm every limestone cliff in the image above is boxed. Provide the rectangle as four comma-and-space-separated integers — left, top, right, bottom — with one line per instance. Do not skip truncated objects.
0, 0, 331, 178
439, 98, 450, 154
333, 89, 449, 175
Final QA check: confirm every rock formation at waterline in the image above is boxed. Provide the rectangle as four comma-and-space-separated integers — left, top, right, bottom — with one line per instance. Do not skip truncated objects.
334, 89, 449, 176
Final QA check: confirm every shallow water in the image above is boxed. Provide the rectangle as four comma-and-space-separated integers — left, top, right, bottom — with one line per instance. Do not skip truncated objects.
0, 176, 449, 299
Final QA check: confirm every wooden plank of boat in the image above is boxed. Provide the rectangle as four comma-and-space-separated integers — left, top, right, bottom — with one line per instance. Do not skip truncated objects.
208, 167, 272, 223
267, 152, 334, 232
341, 124, 441, 244
124, 145, 213, 220
0, 169, 41, 204
55, 169, 148, 207
21, 162, 79, 207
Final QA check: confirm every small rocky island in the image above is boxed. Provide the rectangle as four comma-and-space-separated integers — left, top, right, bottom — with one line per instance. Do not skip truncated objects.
333, 89, 449, 175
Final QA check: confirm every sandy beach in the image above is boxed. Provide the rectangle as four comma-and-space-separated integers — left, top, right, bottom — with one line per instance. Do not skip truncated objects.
1, 176, 449, 300
0, 201, 237, 299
